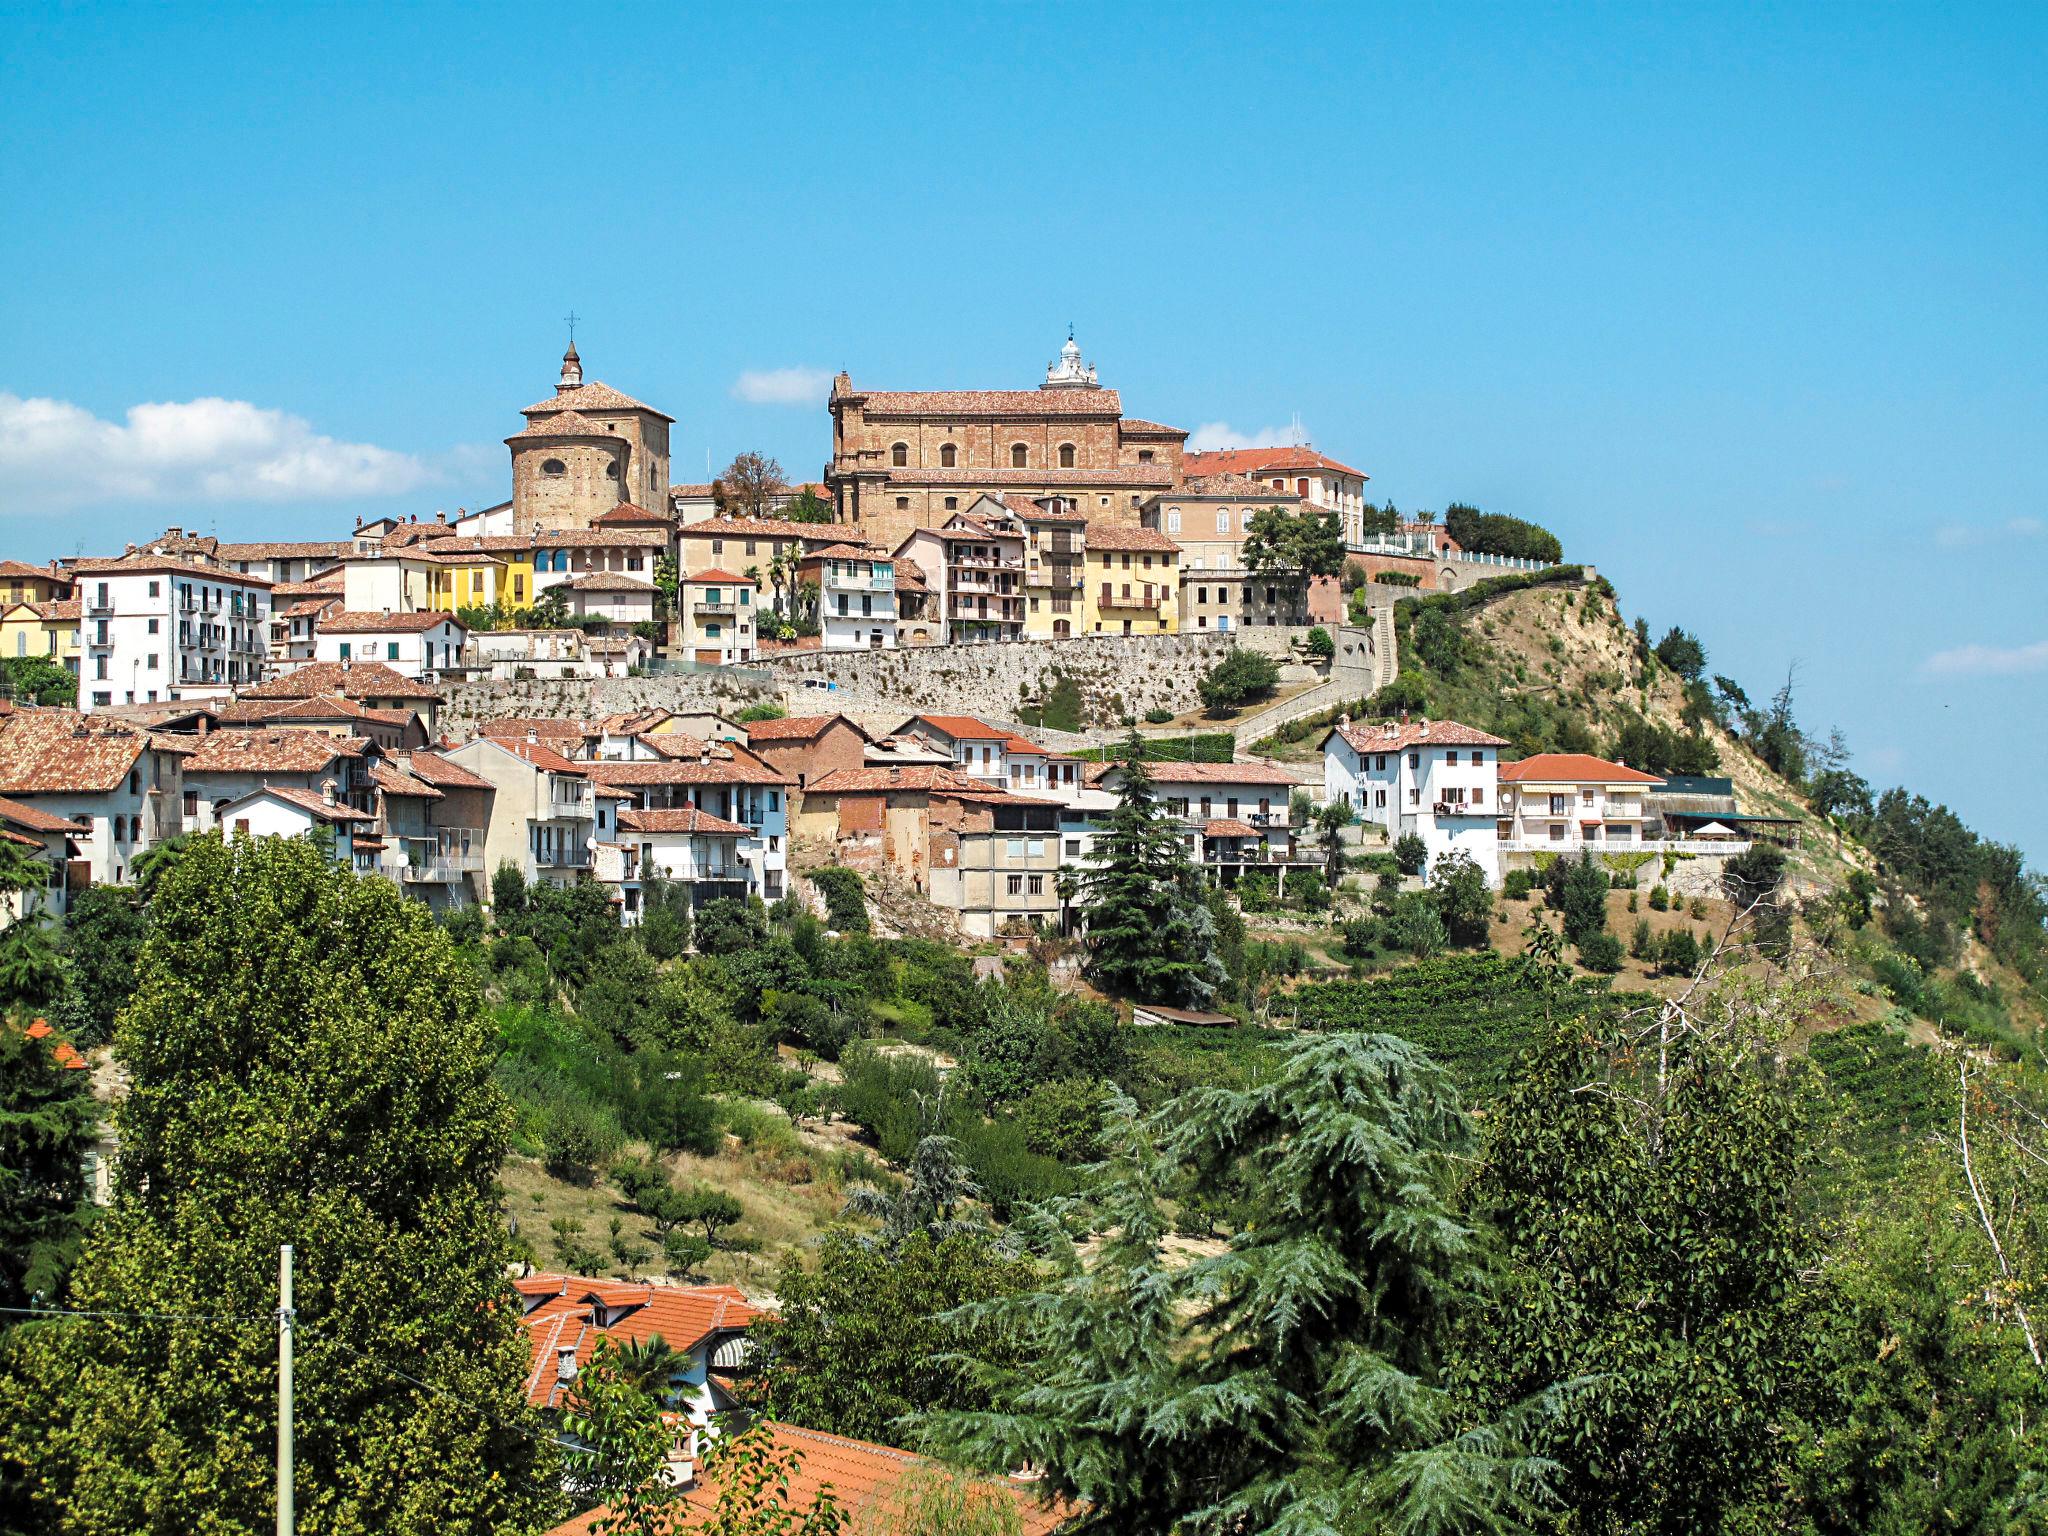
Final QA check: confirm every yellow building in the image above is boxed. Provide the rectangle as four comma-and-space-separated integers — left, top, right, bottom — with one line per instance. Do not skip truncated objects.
0, 562, 73, 607
424, 551, 509, 613
975, 495, 1090, 639
0, 598, 82, 670
1083, 523, 1180, 635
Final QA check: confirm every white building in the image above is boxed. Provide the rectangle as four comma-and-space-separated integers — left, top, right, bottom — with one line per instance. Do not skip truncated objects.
1322, 717, 1507, 882
313, 611, 467, 678
802, 543, 898, 650
1496, 753, 1666, 851
210, 784, 372, 866
0, 711, 189, 889
562, 571, 660, 630
73, 555, 273, 709
443, 734, 597, 890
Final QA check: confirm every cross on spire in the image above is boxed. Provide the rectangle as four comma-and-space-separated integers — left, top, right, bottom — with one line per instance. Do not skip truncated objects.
564, 310, 580, 345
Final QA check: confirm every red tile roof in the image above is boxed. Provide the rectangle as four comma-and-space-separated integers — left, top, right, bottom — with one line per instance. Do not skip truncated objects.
850, 386, 1123, 418
1182, 445, 1369, 481
584, 756, 791, 787
70, 554, 274, 587
243, 661, 442, 702
1087, 759, 1304, 786
518, 1279, 762, 1410
685, 569, 747, 585
1083, 521, 1180, 553
0, 795, 88, 835
186, 729, 370, 776
1202, 818, 1264, 837
490, 738, 587, 775
806, 543, 883, 561
1329, 718, 1509, 754
0, 560, 68, 584
371, 763, 442, 799
317, 610, 463, 634
543, 1421, 1077, 1535
404, 750, 495, 791
521, 381, 674, 422
215, 693, 394, 727
905, 714, 1008, 741
616, 806, 753, 837
677, 518, 840, 543
590, 503, 672, 525
0, 713, 153, 794
479, 717, 587, 740
564, 572, 659, 592
1498, 753, 1665, 785
525, 528, 668, 549
229, 784, 373, 824
21, 1018, 87, 1071
739, 713, 864, 744
805, 765, 987, 794
214, 540, 356, 561
1119, 417, 1188, 437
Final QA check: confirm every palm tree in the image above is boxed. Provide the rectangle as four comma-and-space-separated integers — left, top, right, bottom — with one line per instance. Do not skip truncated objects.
612, 1334, 683, 1401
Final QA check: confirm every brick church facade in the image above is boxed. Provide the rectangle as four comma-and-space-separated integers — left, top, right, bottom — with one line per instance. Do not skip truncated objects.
825, 333, 1188, 550
508, 343, 673, 535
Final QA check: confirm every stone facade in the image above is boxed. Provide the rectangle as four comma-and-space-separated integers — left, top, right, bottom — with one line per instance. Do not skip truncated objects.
826, 333, 1187, 551
509, 343, 674, 534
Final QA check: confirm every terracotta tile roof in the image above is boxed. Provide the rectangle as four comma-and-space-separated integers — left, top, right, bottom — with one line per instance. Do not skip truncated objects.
1182, 445, 1369, 481
677, 518, 841, 544
0, 713, 152, 794
544, 1421, 1077, 1536
244, 661, 442, 701
0, 795, 88, 834
491, 737, 587, 775
214, 540, 356, 561
1497, 753, 1666, 785
0, 560, 68, 583
564, 572, 659, 592
1001, 494, 1087, 523
684, 569, 748, 585
518, 1278, 762, 1410
371, 763, 442, 799
404, 750, 494, 791
317, 610, 463, 634
739, 714, 864, 744
70, 554, 274, 587
998, 735, 1073, 759
1087, 759, 1304, 787
1170, 472, 1305, 500
478, 716, 588, 739
186, 729, 370, 776
591, 708, 675, 734
216, 693, 390, 727
29, 599, 80, 621
852, 386, 1123, 418
616, 806, 753, 836
504, 410, 620, 443
227, 784, 372, 823
1083, 521, 1180, 553
806, 543, 883, 561
590, 503, 672, 525
669, 482, 716, 498
1329, 718, 1510, 754
585, 756, 791, 787
891, 558, 930, 592
521, 381, 674, 422
526, 528, 668, 549
805, 765, 986, 794
21, 1019, 88, 1071
1203, 818, 1263, 837
272, 571, 347, 598
905, 714, 1008, 741
283, 597, 341, 619
1118, 417, 1189, 437
882, 466, 1171, 488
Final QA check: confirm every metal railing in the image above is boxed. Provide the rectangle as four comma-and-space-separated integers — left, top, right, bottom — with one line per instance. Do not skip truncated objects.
1499, 837, 1752, 855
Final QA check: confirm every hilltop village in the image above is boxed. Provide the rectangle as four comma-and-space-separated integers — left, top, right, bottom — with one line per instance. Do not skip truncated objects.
7, 337, 2044, 1536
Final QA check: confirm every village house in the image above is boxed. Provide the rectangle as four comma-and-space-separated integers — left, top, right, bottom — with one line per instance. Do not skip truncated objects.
0, 596, 82, 674
444, 734, 596, 889
0, 794, 89, 921
1084, 759, 1313, 887
179, 728, 385, 833
0, 710, 189, 889
959, 493, 1090, 638
583, 743, 791, 902
1322, 716, 1509, 882
893, 714, 1017, 786
797, 542, 897, 650
1495, 752, 1666, 852
677, 570, 757, 665
892, 516, 1027, 644
214, 691, 426, 751
737, 713, 873, 792
311, 610, 467, 678
208, 783, 374, 869
1181, 445, 1372, 546
235, 659, 445, 737
674, 516, 843, 618
72, 554, 273, 709
1083, 520, 1181, 635
1140, 476, 1319, 628
365, 751, 494, 907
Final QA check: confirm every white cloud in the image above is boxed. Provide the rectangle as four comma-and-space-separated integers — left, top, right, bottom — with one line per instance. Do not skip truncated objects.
1186, 420, 1306, 453
1921, 638, 2048, 677
1934, 515, 2043, 549
731, 367, 832, 407
0, 393, 434, 514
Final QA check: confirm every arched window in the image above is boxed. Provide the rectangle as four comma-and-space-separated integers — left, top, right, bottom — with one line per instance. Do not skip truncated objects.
1058, 443, 1076, 468
1011, 443, 1028, 467
940, 443, 957, 467
1296, 477, 1309, 497
540, 458, 566, 476
605, 462, 619, 480
891, 442, 908, 467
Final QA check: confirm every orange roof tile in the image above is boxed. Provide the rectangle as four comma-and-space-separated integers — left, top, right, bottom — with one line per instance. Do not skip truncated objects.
521, 381, 674, 422
738, 713, 864, 743
317, 610, 464, 634
1329, 718, 1509, 754
905, 714, 1008, 741
805, 765, 987, 794
616, 806, 753, 837
404, 750, 493, 791
519, 1279, 763, 1410
1497, 753, 1665, 785
0, 712, 153, 794
1083, 521, 1180, 553
1182, 445, 1369, 481
243, 661, 442, 702
187, 729, 371, 776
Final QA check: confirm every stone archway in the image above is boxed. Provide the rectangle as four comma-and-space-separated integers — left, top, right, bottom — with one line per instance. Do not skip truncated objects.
1437, 566, 1460, 592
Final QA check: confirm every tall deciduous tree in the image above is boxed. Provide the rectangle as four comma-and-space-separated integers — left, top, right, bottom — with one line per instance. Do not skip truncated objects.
1078, 738, 1227, 1007
715, 452, 789, 520
1241, 505, 1345, 578
0, 834, 556, 1534
928, 1036, 1555, 1532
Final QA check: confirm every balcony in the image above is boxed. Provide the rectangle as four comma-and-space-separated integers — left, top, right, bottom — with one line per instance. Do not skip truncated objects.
691, 600, 738, 615
1432, 800, 1488, 817
1098, 590, 1170, 610
535, 847, 591, 869
824, 568, 894, 590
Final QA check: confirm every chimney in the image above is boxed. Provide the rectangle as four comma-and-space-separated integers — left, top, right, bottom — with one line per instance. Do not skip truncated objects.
1338, 712, 1350, 728
321, 779, 336, 807
888, 765, 902, 784
527, 730, 538, 745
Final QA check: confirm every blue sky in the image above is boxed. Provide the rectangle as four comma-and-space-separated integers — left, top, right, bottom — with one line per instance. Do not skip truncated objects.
3, 2, 2043, 861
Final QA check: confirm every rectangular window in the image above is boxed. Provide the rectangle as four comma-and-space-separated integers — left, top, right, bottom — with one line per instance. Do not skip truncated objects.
147, 618, 158, 634
1007, 838, 1025, 857
1007, 874, 1023, 896
339, 642, 351, 659
1446, 750, 1457, 764
387, 642, 399, 660
1028, 874, 1044, 895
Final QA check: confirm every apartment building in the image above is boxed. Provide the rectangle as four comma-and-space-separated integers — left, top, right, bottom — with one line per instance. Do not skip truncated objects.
584, 743, 791, 901
1323, 716, 1508, 882
181, 729, 384, 833
312, 611, 467, 678
1496, 753, 1666, 851
1084, 522, 1180, 635
1139, 478, 1313, 629
72, 555, 273, 708
797, 543, 897, 650
445, 734, 597, 889
894, 715, 1016, 786
892, 517, 1026, 644
678, 571, 757, 664
0, 711, 188, 888
1084, 759, 1311, 885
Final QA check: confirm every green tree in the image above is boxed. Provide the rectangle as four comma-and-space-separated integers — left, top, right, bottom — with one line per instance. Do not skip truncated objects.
561, 1335, 689, 1532
1428, 848, 1493, 946
928, 1036, 1553, 1532
752, 1229, 1033, 1449
1393, 831, 1428, 875
1557, 850, 1609, 947
1196, 647, 1280, 714
1078, 738, 1227, 1007
1463, 1005, 1821, 1532
0, 834, 556, 1534
0, 655, 79, 707
1652, 626, 1707, 681
0, 1017, 96, 1311
1315, 798, 1355, 889
54, 885, 146, 1046
0, 916, 66, 1015
694, 895, 766, 956
1241, 505, 1344, 579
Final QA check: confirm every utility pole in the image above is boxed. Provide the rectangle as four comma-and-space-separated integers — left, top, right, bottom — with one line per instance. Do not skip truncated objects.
277, 1244, 294, 1536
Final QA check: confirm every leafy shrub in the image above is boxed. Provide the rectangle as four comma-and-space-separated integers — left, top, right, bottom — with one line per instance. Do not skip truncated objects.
1197, 648, 1281, 714
1658, 928, 1702, 976
1393, 834, 1428, 876
1577, 932, 1624, 973
810, 867, 870, 934
1648, 884, 1671, 912
1388, 894, 1447, 959
1143, 707, 1174, 724
1502, 868, 1536, 902
1340, 918, 1381, 958
1304, 627, 1334, 660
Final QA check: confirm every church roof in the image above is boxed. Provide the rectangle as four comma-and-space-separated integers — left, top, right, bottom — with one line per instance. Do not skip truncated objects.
1183, 445, 1369, 481
505, 411, 620, 443
847, 388, 1124, 419
1119, 418, 1189, 438
522, 381, 674, 422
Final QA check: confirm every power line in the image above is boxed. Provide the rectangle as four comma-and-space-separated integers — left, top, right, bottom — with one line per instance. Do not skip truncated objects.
0, 1303, 273, 1324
